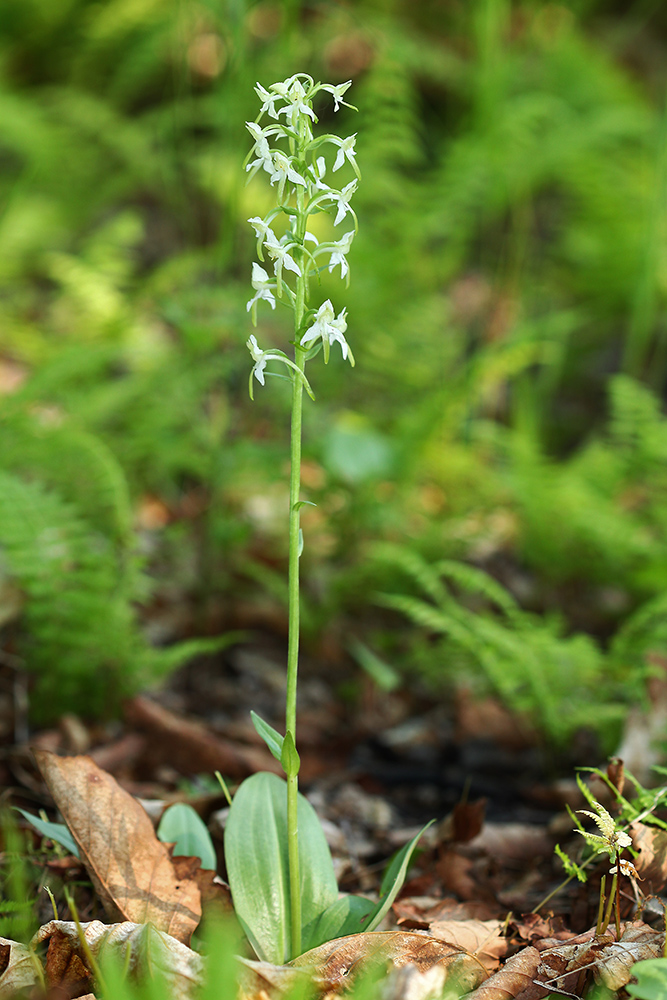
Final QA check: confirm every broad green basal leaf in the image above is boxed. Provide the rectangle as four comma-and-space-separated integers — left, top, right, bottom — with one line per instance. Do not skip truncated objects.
157, 803, 217, 871
224, 772, 338, 964
302, 893, 375, 952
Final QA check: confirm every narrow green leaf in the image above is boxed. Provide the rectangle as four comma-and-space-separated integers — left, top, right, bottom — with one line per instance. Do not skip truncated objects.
157, 803, 217, 871
224, 772, 338, 963
251, 710, 284, 762
14, 808, 79, 858
293, 500, 317, 510
363, 821, 434, 933
280, 731, 300, 778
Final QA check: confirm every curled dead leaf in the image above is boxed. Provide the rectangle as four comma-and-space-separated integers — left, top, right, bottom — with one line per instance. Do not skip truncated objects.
33, 920, 204, 1000
44, 926, 93, 998
429, 919, 508, 973
534, 922, 664, 995
290, 930, 487, 994
465, 945, 541, 1000
237, 958, 313, 1000
0, 938, 40, 999
33, 750, 202, 944
631, 821, 667, 893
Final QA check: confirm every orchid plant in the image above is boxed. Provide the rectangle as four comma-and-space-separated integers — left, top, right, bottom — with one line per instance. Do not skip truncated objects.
223, 74, 430, 966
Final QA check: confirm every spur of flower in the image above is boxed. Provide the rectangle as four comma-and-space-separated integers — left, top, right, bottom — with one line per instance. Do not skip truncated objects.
576, 800, 632, 859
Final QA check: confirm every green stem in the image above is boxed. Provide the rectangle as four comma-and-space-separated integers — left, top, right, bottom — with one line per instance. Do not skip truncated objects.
601, 871, 618, 935
285, 163, 308, 960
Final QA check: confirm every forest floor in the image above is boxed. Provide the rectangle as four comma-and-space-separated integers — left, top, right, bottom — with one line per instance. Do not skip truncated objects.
2, 639, 667, 999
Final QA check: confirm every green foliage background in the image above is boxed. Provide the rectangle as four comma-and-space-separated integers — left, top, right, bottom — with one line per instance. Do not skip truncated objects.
1, 0, 667, 741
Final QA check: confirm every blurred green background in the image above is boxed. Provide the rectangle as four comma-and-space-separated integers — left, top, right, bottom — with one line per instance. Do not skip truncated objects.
2, 0, 667, 748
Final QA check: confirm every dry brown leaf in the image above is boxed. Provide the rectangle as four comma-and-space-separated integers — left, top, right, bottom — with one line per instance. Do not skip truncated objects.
534, 926, 595, 952
34, 750, 201, 944
237, 958, 313, 1000
290, 930, 487, 993
44, 926, 93, 998
0, 937, 40, 999
596, 922, 664, 990
631, 821, 667, 893
33, 920, 204, 1000
465, 945, 542, 1000
510, 914, 569, 946
534, 922, 664, 995
394, 896, 499, 926
380, 962, 459, 1000
437, 848, 482, 900
438, 799, 487, 844
429, 919, 508, 972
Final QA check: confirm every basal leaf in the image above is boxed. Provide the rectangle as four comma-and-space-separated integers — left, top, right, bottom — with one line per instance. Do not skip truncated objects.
224, 772, 338, 964
303, 893, 375, 952
157, 803, 217, 871
364, 822, 433, 933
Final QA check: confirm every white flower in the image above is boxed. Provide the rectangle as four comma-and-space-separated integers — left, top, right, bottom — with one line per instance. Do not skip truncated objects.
332, 134, 357, 172
264, 234, 301, 283
247, 217, 278, 243
268, 80, 291, 101
255, 83, 282, 119
279, 79, 317, 127
329, 179, 357, 226
246, 333, 316, 401
321, 80, 353, 112
327, 230, 355, 278
247, 334, 275, 385
268, 151, 307, 197
246, 263, 276, 321
245, 121, 276, 178
301, 300, 350, 360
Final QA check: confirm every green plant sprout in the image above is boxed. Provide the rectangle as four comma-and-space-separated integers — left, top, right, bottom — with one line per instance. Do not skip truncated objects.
223, 74, 430, 965
576, 798, 632, 939
540, 766, 667, 932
